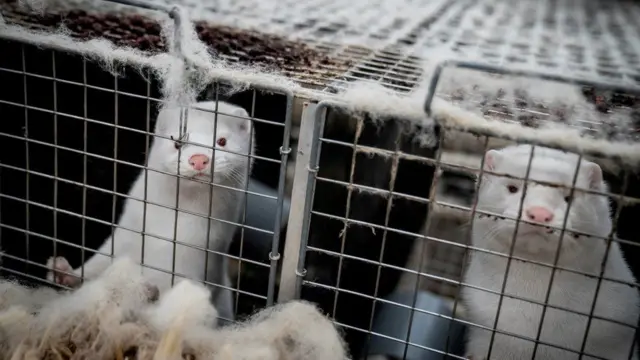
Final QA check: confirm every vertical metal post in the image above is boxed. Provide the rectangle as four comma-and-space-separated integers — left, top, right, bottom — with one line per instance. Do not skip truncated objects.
277, 101, 320, 302
266, 91, 293, 305
21, 44, 31, 272
80, 59, 89, 281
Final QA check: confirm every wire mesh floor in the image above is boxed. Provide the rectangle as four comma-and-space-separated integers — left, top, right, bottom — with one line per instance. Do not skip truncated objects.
3, 0, 640, 94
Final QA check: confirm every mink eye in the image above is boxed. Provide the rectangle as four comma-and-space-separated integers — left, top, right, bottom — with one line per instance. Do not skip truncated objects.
170, 136, 181, 149
217, 137, 227, 147
170, 133, 188, 150
507, 185, 519, 193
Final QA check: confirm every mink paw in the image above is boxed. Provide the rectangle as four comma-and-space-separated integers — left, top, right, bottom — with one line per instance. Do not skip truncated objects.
46, 256, 81, 288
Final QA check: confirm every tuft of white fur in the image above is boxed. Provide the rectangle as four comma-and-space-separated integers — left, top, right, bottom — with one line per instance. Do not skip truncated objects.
0, 257, 157, 359
0, 306, 33, 356
463, 144, 640, 360
36, 256, 153, 327
431, 97, 640, 167
145, 279, 219, 332
181, 300, 349, 360
0, 280, 63, 313
0, 281, 348, 360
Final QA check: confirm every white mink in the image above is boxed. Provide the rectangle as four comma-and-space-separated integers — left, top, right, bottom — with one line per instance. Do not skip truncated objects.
46, 101, 255, 323
463, 144, 639, 360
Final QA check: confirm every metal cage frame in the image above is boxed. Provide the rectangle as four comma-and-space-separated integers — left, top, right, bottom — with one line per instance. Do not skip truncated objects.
1, 0, 640, 359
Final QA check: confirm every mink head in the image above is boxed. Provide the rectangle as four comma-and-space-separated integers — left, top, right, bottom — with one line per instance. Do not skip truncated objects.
150, 101, 255, 184
473, 144, 612, 256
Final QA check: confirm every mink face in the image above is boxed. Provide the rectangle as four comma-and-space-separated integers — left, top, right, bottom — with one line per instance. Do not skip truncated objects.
150, 101, 254, 185
473, 144, 611, 257
463, 145, 639, 360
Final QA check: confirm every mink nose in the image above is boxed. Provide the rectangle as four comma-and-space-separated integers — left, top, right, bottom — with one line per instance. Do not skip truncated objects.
188, 154, 209, 171
526, 206, 554, 223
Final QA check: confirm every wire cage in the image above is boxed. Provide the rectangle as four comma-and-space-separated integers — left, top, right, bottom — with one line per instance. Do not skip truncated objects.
0, 39, 295, 325
1, 0, 640, 359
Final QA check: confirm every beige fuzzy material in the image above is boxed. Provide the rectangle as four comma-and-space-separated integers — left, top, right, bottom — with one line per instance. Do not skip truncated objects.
0, 258, 349, 360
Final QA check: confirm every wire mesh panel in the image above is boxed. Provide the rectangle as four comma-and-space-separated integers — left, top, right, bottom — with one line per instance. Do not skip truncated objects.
413, 65, 640, 310
421, 66, 640, 360
2, 0, 640, 359
451, 139, 640, 360
412, 0, 640, 90
284, 68, 640, 359
0, 38, 292, 323
288, 102, 451, 359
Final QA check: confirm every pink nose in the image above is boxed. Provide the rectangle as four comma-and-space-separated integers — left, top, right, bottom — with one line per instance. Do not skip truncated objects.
526, 206, 554, 223
188, 154, 209, 171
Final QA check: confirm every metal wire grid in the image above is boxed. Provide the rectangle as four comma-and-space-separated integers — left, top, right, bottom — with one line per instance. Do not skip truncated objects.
409, 0, 640, 91
416, 63, 640, 311
93, 0, 640, 93
0, 39, 293, 320
411, 185, 472, 300
399, 61, 640, 304
0, 1, 430, 95
1, 1, 639, 359
99, 0, 640, 93
111, 0, 451, 50
430, 67, 640, 156
461, 146, 639, 360
4, 0, 640, 98
282, 100, 640, 359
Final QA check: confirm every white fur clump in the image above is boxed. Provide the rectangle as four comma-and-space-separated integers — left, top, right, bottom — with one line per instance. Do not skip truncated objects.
435, 68, 590, 113
0, 22, 172, 73
0, 306, 34, 356
0, 280, 63, 314
144, 279, 219, 332
172, 7, 300, 97
141, 282, 349, 360
433, 67, 640, 145
0, 259, 66, 356
431, 97, 640, 167
332, 81, 438, 147
0, 257, 158, 359
0, 269, 349, 359
179, 301, 349, 360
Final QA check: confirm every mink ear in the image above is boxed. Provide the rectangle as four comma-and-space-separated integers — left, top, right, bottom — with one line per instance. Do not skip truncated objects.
584, 161, 603, 190
230, 107, 251, 133
153, 107, 176, 135
483, 149, 500, 173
